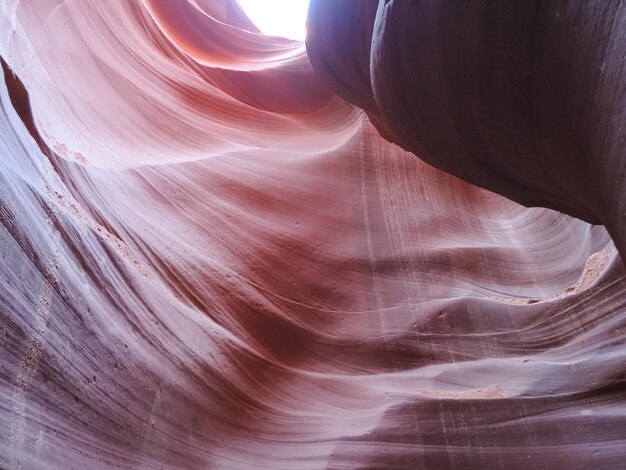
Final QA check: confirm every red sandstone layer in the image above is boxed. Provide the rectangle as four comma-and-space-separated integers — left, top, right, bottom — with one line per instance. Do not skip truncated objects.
0, 1, 624, 469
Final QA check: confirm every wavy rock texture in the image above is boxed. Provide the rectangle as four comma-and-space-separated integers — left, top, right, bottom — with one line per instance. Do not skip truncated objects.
307, 0, 626, 257
0, 1, 625, 469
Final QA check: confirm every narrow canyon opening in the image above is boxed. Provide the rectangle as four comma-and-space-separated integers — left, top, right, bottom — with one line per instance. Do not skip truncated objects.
238, 0, 310, 40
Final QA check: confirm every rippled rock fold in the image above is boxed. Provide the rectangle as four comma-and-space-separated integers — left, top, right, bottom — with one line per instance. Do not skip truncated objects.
1, 1, 625, 469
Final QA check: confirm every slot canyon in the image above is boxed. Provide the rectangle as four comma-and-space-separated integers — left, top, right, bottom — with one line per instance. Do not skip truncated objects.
1, 1, 626, 468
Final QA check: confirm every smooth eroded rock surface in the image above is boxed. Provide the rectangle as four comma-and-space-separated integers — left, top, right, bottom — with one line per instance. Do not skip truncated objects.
1, 1, 625, 469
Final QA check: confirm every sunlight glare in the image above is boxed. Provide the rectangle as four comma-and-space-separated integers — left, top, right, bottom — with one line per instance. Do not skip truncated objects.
238, 0, 311, 41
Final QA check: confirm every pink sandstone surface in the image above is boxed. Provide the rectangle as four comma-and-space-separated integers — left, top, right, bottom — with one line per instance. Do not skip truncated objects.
0, 1, 625, 468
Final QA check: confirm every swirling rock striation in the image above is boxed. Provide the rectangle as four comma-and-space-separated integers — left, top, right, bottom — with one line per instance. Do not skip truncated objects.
308, 0, 626, 258
0, 1, 624, 469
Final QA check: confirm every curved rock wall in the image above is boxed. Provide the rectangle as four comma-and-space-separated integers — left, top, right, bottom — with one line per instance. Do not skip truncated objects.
0, 1, 625, 468
308, 0, 626, 257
